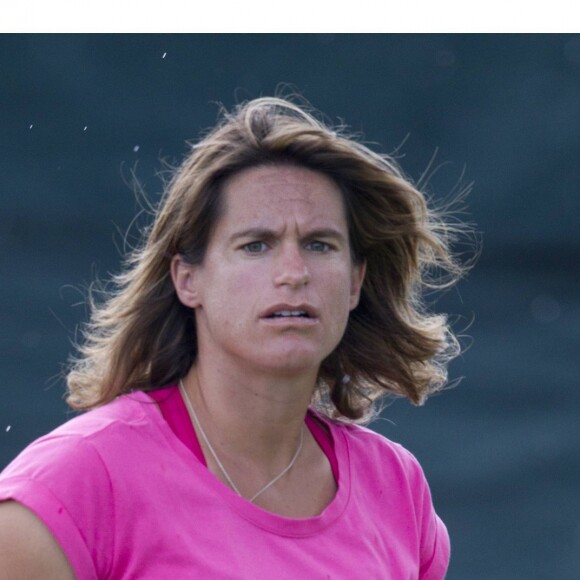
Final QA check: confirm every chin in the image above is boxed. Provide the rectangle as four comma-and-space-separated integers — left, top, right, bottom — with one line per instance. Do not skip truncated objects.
254, 346, 330, 377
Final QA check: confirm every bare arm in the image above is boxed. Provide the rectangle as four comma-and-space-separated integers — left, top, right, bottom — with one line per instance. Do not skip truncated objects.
0, 501, 75, 580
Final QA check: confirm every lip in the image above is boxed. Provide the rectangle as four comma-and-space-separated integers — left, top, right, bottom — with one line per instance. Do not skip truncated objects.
260, 303, 320, 323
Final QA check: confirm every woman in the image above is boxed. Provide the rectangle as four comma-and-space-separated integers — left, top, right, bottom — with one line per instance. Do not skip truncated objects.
0, 97, 469, 578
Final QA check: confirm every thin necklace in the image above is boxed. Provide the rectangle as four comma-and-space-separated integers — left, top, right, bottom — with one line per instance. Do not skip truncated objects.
179, 379, 304, 503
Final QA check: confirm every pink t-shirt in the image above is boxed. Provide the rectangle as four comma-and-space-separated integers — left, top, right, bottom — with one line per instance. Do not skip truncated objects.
0, 389, 449, 579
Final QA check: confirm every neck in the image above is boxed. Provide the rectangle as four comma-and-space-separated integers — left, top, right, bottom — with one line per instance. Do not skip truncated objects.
179, 358, 338, 516
181, 359, 318, 466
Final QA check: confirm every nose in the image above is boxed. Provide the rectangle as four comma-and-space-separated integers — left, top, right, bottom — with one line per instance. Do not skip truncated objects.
273, 244, 311, 288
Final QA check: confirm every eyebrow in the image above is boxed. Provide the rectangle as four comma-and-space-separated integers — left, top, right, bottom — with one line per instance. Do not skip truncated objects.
229, 227, 347, 244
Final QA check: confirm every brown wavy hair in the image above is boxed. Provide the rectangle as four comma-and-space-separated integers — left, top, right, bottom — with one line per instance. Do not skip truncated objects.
66, 96, 473, 422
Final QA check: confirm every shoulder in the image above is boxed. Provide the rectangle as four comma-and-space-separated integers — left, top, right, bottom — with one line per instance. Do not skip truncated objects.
328, 419, 442, 526
0, 392, 162, 579
331, 419, 425, 479
0, 391, 163, 501
331, 420, 450, 578
34, 391, 157, 444
49, 390, 156, 439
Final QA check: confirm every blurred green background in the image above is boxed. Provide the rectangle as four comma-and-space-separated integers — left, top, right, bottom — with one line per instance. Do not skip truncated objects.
1, 34, 579, 579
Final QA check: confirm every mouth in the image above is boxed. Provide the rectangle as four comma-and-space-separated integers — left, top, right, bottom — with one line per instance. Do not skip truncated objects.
261, 304, 319, 323
268, 310, 310, 319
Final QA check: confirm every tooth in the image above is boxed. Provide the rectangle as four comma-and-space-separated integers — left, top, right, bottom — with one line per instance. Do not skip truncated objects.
273, 310, 306, 317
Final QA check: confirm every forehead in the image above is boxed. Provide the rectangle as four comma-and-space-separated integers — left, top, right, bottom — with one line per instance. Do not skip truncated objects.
218, 164, 347, 225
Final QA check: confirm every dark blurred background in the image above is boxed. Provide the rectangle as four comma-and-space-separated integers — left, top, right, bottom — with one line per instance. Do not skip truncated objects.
1, 34, 579, 579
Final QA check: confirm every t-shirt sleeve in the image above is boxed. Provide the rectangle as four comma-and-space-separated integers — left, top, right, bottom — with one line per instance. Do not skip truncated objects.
418, 490, 450, 579
401, 447, 451, 580
0, 433, 115, 579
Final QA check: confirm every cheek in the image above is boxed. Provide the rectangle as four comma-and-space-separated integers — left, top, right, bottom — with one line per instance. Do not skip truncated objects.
201, 266, 264, 320
200, 259, 255, 295
321, 275, 355, 323
324, 265, 356, 300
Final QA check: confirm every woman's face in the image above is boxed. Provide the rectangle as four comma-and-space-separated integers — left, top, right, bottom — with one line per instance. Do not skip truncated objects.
173, 164, 365, 377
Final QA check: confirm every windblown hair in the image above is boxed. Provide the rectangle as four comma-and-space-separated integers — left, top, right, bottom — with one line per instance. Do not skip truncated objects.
67, 96, 473, 422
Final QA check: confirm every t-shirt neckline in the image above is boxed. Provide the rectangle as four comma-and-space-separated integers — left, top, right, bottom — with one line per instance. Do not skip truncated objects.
134, 389, 351, 537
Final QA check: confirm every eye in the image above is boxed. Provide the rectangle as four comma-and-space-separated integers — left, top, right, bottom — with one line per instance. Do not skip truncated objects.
305, 241, 331, 252
243, 241, 268, 254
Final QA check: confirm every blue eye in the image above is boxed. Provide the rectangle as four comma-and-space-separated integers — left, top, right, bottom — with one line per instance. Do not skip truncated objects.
306, 241, 331, 252
244, 241, 267, 254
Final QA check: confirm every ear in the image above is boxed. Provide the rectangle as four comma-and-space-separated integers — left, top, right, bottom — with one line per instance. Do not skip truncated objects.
349, 260, 367, 311
171, 255, 201, 309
